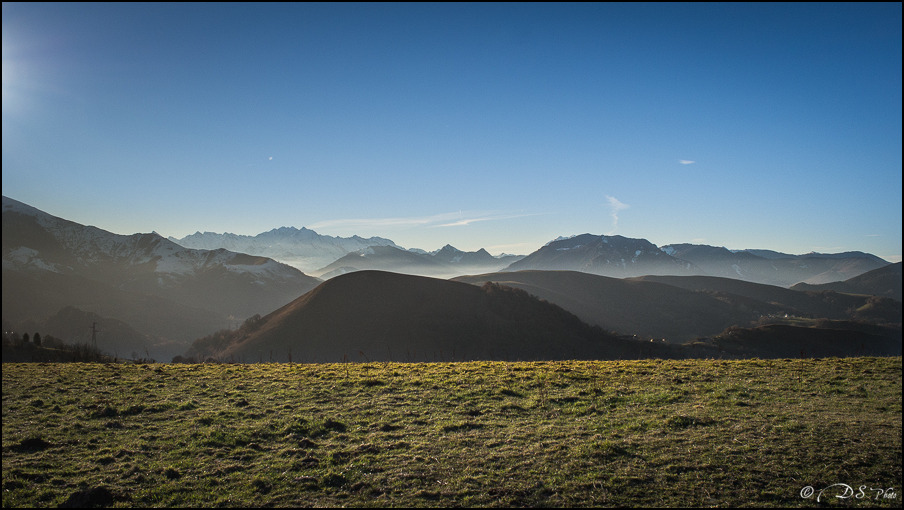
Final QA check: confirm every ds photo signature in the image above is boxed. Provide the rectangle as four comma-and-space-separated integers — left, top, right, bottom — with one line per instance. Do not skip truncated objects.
800, 484, 898, 503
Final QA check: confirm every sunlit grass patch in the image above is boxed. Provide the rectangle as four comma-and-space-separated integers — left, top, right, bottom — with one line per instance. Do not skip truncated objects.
2, 358, 901, 507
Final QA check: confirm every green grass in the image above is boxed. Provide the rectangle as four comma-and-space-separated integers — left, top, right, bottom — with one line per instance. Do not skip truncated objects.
3, 358, 901, 507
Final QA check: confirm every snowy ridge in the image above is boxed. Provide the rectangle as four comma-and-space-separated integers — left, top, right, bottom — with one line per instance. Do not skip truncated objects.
2, 196, 307, 284
2, 247, 64, 273
544, 234, 577, 247
170, 227, 401, 273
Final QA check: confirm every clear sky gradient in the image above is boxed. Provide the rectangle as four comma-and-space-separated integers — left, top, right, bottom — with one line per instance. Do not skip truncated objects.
3, 3, 901, 261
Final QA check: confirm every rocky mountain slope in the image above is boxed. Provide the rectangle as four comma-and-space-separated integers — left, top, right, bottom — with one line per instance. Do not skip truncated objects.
2, 196, 320, 360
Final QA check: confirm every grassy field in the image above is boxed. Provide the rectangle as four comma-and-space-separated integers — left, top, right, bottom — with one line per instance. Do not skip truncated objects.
2, 357, 901, 507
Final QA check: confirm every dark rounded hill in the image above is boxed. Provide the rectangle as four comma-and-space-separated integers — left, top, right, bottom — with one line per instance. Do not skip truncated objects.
189, 270, 663, 363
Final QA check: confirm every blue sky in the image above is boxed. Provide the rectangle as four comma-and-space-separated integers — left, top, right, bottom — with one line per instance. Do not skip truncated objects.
3, 3, 901, 261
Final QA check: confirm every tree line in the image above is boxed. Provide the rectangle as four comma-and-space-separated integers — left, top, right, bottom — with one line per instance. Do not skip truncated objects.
2, 330, 114, 363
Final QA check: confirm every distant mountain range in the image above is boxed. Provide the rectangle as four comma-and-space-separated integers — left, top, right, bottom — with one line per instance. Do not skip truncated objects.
171, 229, 522, 279
3, 196, 899, 363
169, 228, 400, 275
662, 243, 890, 287
502, 234, 890, 287
172, 228, 890, 287
316, 244, 523, 279
2, 196, 320, 361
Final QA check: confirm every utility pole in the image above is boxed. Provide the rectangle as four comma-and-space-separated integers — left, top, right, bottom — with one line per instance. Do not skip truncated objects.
90, 322, 101, 350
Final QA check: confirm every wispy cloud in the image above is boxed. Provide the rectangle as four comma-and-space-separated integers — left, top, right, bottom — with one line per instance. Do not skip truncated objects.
434, 211, 540, 228
309, 212, 458, 230
310, 210, 538, 232
679, 160, 696, 165
605, 196, 629, 234
435, 217, 490, 227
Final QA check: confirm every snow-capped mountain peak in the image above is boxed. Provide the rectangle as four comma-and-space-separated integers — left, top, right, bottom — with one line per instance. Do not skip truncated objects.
169, 227, 401, 273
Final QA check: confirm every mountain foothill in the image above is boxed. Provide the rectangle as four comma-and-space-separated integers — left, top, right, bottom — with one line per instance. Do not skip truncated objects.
3, 196, 900, 363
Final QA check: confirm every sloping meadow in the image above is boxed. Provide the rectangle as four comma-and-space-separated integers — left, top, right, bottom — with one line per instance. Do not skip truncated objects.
2, 357, 901, 507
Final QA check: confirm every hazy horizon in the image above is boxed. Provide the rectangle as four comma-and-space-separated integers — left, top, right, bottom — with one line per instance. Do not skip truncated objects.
3, 3, 901, 261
